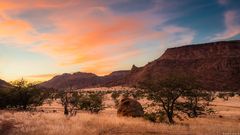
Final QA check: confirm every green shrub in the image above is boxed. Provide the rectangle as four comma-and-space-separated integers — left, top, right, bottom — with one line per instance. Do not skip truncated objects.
71, 92, 105, 113
111, 91, 121, 100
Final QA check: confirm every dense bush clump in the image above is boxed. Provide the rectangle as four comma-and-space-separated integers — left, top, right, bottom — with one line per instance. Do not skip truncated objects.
75, 92, 105, 113
58, 91, 105, 115
0, 79, 49, 110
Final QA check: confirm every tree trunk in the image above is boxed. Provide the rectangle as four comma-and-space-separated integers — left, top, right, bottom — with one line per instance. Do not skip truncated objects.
64, 93, 69, 116
192, 97, 198, 117
167, 112, 174, 124
64, 103, 69, 115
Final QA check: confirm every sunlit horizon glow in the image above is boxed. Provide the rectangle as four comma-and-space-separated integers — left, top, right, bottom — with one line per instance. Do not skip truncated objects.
0, 0, 240, 82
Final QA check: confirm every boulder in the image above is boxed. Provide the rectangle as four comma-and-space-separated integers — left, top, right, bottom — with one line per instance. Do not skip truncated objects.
117, 98, 144, 117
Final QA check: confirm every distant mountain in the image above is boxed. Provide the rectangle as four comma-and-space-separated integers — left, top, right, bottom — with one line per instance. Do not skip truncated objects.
0, 79, 12, 90
39, 71, 130, 90
40, 40, 240, 91
127, 40, 240, 91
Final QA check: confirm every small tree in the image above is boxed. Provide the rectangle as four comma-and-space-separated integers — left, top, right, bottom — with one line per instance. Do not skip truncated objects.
139, 75, 199, 124
58, 91, 70, 115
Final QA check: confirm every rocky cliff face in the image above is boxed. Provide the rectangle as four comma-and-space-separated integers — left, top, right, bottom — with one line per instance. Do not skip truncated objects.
127, 40, 240, 91
39, 71, 130, 90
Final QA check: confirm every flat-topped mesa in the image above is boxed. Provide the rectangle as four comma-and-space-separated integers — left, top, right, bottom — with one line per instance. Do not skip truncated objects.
160, 40, 240, 60
127, 40, 240, 91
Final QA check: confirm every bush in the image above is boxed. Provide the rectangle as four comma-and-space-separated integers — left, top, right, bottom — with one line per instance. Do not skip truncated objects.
111, 91, 121, 108
144, 112, 165, 123
111, 91, 121, 100
71, 92, 105, 113
0, 79, 48, 110
218, 92, 235, 101
144, 113, 157, 122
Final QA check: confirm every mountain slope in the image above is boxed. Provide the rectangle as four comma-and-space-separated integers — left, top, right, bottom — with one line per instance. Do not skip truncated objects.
39, 71, 130, 90
127, 40, 240, 91
0, 79, 12, 90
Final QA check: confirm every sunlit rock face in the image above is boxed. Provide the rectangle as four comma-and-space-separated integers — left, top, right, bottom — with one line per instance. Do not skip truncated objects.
127, 40, 240, 91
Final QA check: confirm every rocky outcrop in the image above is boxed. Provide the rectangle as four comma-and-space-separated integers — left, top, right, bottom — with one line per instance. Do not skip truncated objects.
127, 40, 240, 91
117, 98, 144, 117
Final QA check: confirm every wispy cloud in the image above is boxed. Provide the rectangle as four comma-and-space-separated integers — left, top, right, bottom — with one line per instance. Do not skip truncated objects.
0, 0, 195, 77
218, 0, 229, 5
212, 10, 240, 40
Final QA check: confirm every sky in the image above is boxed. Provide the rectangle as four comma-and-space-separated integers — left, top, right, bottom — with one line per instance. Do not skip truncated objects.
0, 0, 240, 82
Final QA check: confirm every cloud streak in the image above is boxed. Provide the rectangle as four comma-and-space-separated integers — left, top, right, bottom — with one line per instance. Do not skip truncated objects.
212, 10, 240, 40
0, 0, 196, 78
218, 0, 229, 5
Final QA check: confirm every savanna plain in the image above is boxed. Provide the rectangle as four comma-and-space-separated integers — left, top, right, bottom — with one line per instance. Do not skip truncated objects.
0, 88, 239, 135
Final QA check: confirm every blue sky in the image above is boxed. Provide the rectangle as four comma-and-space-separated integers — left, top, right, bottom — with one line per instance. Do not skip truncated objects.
0, 0, 239, 81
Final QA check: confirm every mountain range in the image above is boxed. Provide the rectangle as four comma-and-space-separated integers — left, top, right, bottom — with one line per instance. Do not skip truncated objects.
1, 40, 240, 91
38, 71, 130, 90
38, 40, 240, 91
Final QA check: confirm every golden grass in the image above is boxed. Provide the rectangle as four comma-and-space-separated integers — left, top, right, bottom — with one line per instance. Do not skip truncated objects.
0, 96, 240, 135
0, 110, 239, 135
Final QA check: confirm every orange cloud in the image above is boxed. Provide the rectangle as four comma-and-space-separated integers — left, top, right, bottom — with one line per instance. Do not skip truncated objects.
0, 19, 38, 46
0, 0, 195, 76
78, 49, 141, 75
30, 10, 151, 68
